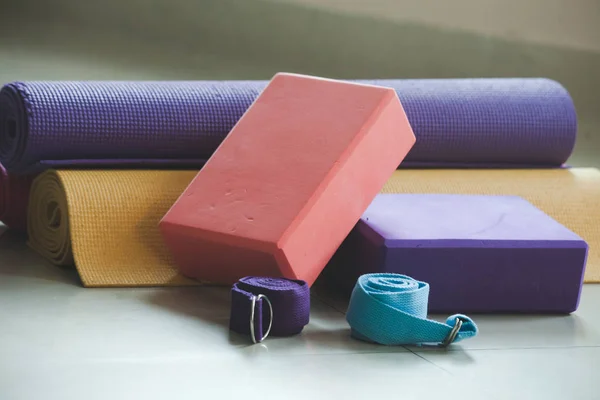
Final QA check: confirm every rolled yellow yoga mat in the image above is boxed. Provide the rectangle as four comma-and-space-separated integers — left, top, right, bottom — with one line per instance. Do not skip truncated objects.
27, 168, 600, 287
27, 170, 200, 287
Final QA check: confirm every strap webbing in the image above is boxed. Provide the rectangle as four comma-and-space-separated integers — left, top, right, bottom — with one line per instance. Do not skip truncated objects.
346, 274, 478, 346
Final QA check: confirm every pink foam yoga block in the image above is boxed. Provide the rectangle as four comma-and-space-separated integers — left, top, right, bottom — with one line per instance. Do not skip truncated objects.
159, 73, 416, 286
324, 194, 588, 313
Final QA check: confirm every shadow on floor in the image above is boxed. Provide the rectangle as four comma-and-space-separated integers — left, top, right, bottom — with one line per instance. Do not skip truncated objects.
0, 229, 82, 286
143, 285, 256, 345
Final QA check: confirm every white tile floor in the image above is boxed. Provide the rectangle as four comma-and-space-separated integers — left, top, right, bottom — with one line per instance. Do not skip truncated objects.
0, 228, 598, 400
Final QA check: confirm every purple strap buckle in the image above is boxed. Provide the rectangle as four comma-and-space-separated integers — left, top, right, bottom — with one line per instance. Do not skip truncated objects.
229, 276, 310, 344
249, 294, 273, 343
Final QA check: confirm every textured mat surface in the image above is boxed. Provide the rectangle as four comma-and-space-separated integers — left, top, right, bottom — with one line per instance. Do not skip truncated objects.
0, 78, 576, 173
27, 169, 199, 287
381, 168, 600, 283
0, 163, 33, 232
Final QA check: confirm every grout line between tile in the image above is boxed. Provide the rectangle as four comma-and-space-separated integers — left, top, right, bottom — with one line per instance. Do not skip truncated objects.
407, 347, 505, 400
310, 293, 347, 315
405, 346, 454, 374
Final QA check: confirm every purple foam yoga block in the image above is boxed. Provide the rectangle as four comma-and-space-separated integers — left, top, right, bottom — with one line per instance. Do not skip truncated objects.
326, 194, 587, 313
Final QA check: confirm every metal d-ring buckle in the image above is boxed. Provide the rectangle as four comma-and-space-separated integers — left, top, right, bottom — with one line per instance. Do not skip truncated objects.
440, 318, 464, 348
249, 294, 273, 344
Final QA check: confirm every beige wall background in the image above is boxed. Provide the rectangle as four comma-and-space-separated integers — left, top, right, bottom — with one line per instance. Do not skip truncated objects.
271, 0, 600, 52
1, 0, 599, 165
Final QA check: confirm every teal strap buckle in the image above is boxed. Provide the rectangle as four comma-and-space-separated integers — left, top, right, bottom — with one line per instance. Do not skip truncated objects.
440, 317, 464, 348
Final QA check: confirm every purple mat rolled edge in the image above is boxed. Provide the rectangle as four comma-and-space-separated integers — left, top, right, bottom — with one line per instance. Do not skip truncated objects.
0, 78, 577, 174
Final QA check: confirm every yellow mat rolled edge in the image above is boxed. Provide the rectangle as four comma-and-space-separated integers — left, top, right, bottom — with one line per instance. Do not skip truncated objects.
27, 170, 74, 266
28, 169, 202, 287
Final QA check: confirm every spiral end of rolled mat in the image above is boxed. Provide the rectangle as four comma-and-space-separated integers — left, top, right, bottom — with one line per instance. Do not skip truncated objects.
0, 83, 29, 171
26, 170, 74, 266
25, 169, 203, 286
346, 273, 478, 346
229, 276, 310, 343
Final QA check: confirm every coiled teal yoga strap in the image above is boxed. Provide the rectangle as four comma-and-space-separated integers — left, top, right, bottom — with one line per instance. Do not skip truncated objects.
346, 274, 478, 346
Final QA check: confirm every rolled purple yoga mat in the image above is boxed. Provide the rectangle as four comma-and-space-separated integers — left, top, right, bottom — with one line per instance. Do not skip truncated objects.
0, 78, 576, 173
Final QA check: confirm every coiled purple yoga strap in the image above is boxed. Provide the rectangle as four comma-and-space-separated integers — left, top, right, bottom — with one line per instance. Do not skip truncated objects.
229, 276, 310, 343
